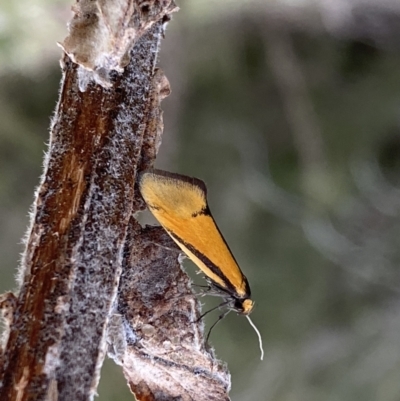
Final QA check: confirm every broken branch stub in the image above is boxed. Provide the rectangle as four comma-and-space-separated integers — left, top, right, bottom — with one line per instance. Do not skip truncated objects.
60, 0, 179, 88
109, 221, 231, 401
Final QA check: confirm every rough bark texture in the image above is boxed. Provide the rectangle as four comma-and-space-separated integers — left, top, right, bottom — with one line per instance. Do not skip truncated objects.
59, 0, 178, 88
0, 7, 169, 401
0, 1, 231, 400
108, 222, 231, 401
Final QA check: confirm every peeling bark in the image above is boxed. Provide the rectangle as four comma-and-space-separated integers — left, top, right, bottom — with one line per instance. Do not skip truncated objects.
109, 222, 231, 401
59, 0, 178, 88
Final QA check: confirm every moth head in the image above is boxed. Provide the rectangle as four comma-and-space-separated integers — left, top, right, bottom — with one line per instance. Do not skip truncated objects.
234, 298, 254, 315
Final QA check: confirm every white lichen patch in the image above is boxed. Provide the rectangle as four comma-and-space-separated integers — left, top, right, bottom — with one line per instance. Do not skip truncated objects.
43, 343, 61, 376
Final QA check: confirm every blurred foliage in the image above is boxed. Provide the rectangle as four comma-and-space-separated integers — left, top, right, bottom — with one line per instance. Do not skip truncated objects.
1, 1, 400, 400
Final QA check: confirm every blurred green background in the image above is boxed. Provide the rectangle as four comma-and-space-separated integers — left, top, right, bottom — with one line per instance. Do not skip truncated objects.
1, 1, 400, 400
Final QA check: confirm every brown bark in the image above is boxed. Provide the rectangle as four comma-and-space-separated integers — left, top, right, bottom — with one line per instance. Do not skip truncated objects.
110, 222, 230, 401
0, 1, 230, 400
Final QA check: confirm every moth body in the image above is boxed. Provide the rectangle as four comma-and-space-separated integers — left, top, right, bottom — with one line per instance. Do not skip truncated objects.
138, 169, 254, 315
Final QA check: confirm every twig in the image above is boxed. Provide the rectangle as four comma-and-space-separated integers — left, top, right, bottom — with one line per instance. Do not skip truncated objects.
0, 2, 176, 400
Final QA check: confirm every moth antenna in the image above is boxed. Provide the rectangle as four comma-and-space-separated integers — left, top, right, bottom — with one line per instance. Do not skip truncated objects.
246, 315, 264, 361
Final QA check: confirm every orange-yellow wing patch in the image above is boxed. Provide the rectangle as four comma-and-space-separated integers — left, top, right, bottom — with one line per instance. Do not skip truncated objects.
138, 169, 249, 298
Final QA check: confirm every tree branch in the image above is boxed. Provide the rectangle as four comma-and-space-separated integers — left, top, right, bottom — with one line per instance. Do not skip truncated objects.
1, 3, 170, 401
0, 1, 231, 400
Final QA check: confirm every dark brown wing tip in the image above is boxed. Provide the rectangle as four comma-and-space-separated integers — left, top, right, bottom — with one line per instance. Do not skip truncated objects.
140, 169, 208, 196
